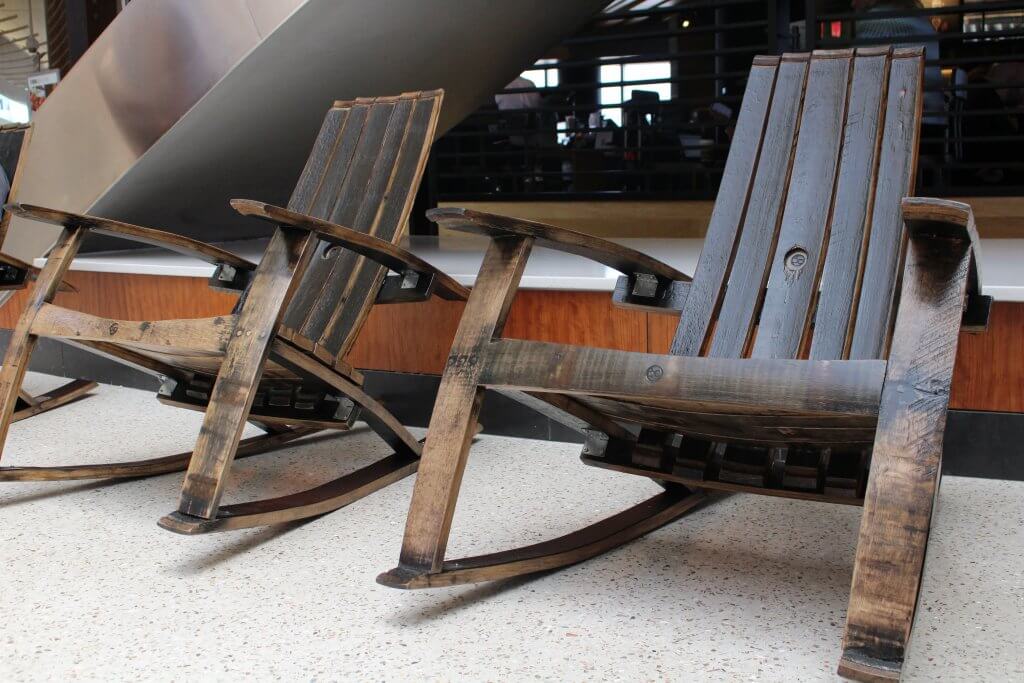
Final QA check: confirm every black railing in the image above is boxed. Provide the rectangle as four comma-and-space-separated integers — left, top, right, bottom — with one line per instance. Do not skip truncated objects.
426, 0, 1024, 212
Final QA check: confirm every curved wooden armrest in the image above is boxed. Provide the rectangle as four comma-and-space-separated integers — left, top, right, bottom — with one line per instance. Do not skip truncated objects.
426, 207, 691, 282
902, 197, 989, 331
231, 199, 469, 301
0, 251, 75, 292
5, 203, 256, 272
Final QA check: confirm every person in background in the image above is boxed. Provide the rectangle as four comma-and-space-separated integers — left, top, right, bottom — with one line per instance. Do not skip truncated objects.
852, 0, 947, 177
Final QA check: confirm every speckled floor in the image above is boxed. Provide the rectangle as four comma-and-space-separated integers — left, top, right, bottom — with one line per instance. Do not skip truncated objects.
0, 373, 1021, 682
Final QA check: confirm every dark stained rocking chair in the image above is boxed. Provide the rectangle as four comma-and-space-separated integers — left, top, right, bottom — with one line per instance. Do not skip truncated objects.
379, 50, 991, 682
0, 91, 466, 534
0, 123, 98, 420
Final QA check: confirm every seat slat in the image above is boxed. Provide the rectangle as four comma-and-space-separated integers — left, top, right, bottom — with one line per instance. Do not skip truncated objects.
752, 51, 852, 359
670, 57, 778, 357
707, 55, 809, 359
849, 48, 924, 360
810, 48, 891, 360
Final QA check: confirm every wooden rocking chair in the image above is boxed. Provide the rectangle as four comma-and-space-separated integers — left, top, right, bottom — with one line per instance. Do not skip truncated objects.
0, 91, 466, 535
379, 50, 990, 681
0, 123, 98, 420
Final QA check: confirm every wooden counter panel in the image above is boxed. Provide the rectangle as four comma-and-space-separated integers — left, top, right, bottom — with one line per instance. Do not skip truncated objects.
0, 271, 1018, 412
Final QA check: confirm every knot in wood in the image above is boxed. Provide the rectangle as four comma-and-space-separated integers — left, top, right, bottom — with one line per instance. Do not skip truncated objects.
108, 322, 119, 335
645, 364, 664, 383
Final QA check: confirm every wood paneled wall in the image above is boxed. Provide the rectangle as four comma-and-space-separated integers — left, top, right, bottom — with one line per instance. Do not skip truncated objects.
1, 271, 1020, 413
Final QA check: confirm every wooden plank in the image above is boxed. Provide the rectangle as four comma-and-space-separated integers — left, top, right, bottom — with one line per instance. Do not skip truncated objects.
396, 236, 533, 572
849, 49, 924, 360
669, 59, 779, 356
297, 97, 405, 342
381, 491, 706, 589
320, 95, 442, 355
281, 103, 369, 332
177, 227, 318, 519
478, 338, 886, 418
30, 304, 235, 354
810, 49, 890, 360
431, 208, 689, 283
753, 51, 852, 359
286, 107, 348, 214
8, 204, 255, 271
706, 56, 809, 358
841, 226, 972, 681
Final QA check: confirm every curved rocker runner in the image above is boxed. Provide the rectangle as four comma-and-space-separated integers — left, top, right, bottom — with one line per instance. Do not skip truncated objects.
380, 49, 990, 683
0, 91, 459, 534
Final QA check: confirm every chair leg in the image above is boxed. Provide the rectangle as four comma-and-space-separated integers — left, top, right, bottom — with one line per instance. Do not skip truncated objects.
839, 232, 971, 682
159, 341, 423, 534
0, 228, 86, 457
381, 236, 534, 582
175, 227, 317, 520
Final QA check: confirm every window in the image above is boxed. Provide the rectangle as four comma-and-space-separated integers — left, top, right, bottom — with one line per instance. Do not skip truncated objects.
599, 60, 671, 126
520, 58, 559, 88
0, 95, 28, 124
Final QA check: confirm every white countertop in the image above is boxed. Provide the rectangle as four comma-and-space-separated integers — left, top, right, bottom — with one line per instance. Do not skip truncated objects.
36, 235, 1024, 301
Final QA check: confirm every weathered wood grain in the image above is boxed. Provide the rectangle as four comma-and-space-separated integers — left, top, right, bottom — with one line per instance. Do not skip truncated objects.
841, 219, 972, 681
849, 48, 924, 360
393, 236, 534, 574
811, 49, 890, 360
753, 51, 851, 359
670, 58, 779, 356
708, 55, 809, 358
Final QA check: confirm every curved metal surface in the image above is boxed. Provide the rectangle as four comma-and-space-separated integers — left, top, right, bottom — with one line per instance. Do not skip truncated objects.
6, 0, 606, 259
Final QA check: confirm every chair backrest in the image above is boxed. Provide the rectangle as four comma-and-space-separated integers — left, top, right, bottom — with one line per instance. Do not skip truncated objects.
0, 123, 32, 249
670, 47, 923, 363
280, 90, 443, 360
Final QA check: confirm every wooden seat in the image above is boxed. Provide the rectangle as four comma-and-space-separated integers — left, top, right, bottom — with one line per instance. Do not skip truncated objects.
379, 49, 990, 682
0, 123, 98, 421
0, 91, 463, 534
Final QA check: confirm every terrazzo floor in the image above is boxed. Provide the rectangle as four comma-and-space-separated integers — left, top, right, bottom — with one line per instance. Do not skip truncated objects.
0, 373, 1021, 682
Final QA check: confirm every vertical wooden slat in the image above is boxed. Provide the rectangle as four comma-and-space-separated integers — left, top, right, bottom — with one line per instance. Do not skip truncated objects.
707, 55, 810, 359
849, 48, 924, 360
281, 103, 369, 331
321, 95, 442, 355
669, 57, 779, 357
285, 108, 348, 215
752, 51, 852, 359
311, 94, 419, 354
294, 99, 397, 341
810, 48, 891, 361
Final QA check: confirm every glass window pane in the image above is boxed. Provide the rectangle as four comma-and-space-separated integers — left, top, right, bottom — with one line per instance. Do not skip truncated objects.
599, 86, 623, 106
519, 69, 544, 85
622, 61, 671, 84
601, 107, 623, 126
599, 64, 623, 83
